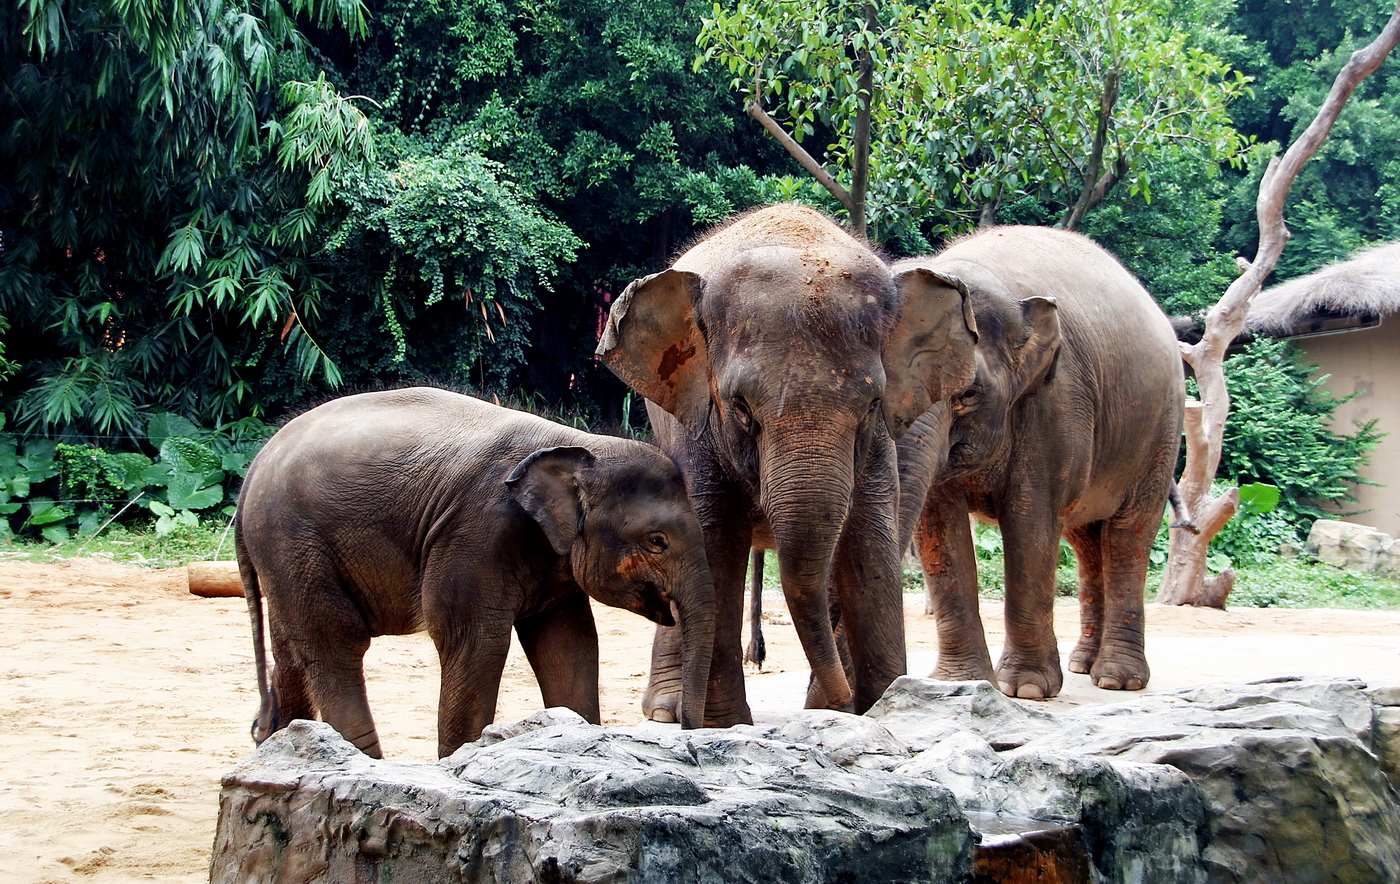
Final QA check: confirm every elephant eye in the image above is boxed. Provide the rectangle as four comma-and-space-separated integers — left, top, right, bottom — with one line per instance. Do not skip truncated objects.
645, 532, 669, 553
731, 397, 757, 434
866, 397, 882, 418
957, 388, 982, 409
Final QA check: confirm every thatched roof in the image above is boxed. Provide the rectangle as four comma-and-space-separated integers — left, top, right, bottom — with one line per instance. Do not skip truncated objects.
1248, 241, 1400, 337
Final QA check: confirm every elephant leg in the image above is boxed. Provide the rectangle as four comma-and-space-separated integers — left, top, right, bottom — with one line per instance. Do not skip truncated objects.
1066, 522, 1105, 675
515, 590, 600, 724
917, 489, 996, 683
266, 614, 313, 730
268, 659, 312, 729
1088, 507, 1156, 691
267, 578, 381, 757
433, 623, 514, 758
644, 489, 752, 728
996, 507, 1064, 699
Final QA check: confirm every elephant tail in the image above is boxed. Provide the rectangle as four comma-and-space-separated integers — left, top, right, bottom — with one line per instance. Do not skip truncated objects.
236, 519, 279, 744
1168, 482, 1200, 535
743, 548, 766, 668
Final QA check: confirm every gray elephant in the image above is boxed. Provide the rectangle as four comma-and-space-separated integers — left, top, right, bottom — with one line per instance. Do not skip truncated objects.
236, 387, 716, 758
893, 226, 1184, 699
597, 204, 978, 724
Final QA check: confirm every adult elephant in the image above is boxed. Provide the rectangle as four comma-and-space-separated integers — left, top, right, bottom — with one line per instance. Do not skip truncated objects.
236, 388, 716, 758
893, 226, 1184, 700
597, 204, 978, 725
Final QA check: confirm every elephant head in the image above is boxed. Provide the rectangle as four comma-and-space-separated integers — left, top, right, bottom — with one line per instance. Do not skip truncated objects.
507, 445, 716, 729
596, 204, 977, 712
892, 258, 1061, 478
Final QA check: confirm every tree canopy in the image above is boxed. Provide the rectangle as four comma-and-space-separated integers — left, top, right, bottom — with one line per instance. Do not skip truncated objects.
698, 0, 1249, 245
2, 0, 1396, 449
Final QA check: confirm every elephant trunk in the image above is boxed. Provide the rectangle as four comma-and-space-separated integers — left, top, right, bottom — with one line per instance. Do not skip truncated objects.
762, 434, 856, 711
673, 555, 717, 729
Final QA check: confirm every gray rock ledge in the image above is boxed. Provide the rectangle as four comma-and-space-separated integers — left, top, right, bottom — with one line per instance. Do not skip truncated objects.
211, 675, 1400, 884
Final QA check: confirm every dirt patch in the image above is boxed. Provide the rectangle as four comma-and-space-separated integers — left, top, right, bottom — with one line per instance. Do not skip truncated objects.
1, 557, 1398, 883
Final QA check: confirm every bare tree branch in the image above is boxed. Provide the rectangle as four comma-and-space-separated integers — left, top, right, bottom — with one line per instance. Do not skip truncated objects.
745, 99, 854, 213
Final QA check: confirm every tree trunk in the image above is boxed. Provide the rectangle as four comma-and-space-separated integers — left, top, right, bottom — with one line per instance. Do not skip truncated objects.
1062, 68, 1120, 231
1160, 3, 1400, 607
847, 3, 878, 240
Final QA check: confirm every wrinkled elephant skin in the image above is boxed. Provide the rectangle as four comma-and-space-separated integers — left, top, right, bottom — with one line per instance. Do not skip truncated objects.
894, 227, 1184, 700
236, 388, 716, 758
597, 204, 978, 724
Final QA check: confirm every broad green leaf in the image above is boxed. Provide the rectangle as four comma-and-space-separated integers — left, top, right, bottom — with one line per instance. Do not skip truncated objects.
160, 437, 222, 475
166, 470, 225, 510
25, 501, 72, 526
148, 413, 202, 449
1238, 483, 1281, 515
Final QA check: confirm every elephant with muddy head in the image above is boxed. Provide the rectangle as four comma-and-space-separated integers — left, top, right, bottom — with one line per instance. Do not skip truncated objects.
893, 226, 1184, 699
236, 388, 716, 758
597, 204, 978, 724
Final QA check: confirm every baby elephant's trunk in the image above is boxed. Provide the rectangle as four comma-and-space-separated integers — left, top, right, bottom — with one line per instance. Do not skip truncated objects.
674, 557, 717, 729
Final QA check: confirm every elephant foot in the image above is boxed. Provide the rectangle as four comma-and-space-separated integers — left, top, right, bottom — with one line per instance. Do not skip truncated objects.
929, 648, 996, 684
1067, 639, 1099, 675
994, 646, 1063, 700
1088, 643, 1149, 691
643, 684, 751, 728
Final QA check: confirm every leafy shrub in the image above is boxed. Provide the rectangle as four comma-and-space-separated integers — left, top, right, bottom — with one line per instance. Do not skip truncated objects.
0, 412, 272, 543
1229, 558, 1400, 609
1207, 337, 1381, 532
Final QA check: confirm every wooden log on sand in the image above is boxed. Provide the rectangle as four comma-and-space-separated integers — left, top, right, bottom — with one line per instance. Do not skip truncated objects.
188, 561, 244, 598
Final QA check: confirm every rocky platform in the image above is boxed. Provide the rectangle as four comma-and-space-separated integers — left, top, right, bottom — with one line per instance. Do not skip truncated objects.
210, 675, 1400, 883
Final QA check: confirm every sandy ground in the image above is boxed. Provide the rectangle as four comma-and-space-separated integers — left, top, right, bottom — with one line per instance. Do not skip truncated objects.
3, 557, 1400, 883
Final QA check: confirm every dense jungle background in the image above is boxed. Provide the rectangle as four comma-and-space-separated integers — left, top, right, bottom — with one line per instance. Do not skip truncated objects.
0, 0, 1394, 565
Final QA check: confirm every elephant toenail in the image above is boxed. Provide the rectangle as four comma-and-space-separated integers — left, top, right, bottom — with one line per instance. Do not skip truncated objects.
1016, 684, 1045, 700
649, 709, 676, 723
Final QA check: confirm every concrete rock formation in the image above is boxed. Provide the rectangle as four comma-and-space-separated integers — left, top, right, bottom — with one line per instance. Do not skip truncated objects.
1307, 518, 1400, 577
212, 677, 1400, 884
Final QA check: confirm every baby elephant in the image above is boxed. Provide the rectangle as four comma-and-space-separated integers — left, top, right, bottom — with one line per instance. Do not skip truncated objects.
236, 387, 716, 758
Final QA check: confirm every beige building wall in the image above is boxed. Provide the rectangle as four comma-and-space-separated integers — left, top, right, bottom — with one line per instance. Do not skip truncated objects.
1292, 321, 1400, 537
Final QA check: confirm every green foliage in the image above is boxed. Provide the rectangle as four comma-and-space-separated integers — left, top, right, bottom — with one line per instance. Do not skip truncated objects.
912, 0, 1250, 232
1, 0, 373, 437
0, 413, 272, 543
1080, 155, 1241, 316
1206, 338, 1381, 528
1218, 0, 1400, 276
1226, 557, 1400, 609
698, 0, 1249, 245
1208, 481, 1295, 569
0, 520, 239, 569
320, 140, 581, 391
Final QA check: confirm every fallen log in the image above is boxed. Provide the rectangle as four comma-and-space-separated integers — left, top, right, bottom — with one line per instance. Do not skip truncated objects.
188, 561, 244, 598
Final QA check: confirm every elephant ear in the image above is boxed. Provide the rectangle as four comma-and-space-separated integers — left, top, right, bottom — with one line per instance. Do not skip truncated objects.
1012, 296, 1061, 398
506, 446, 597, 556
883, 267, 980, 439
595, 269, 711, 437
